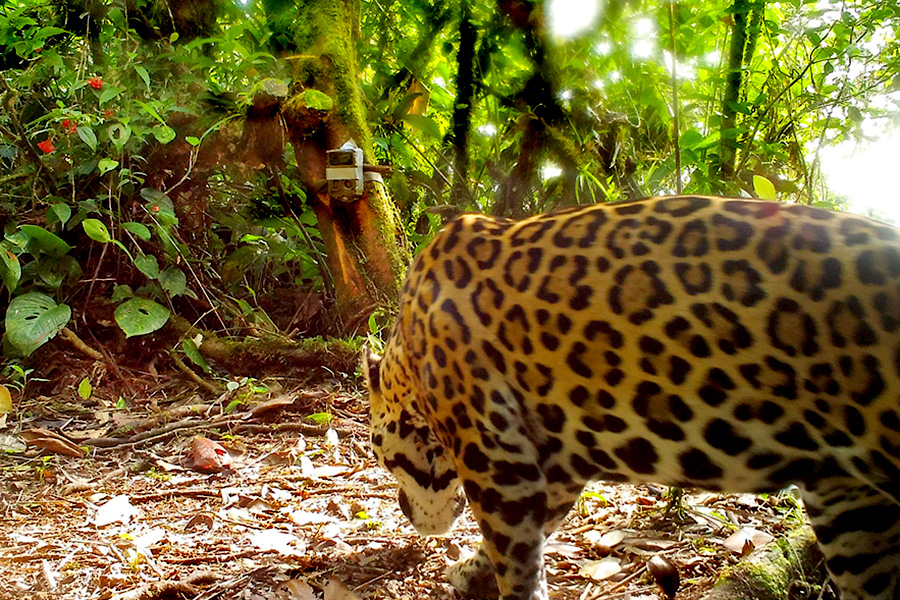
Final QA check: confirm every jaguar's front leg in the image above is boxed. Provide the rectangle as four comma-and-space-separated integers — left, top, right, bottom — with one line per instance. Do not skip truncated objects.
448, 477, 563, 600
447, 543, 500, 598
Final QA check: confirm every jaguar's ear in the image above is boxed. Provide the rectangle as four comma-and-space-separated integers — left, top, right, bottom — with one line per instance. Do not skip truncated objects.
361, 346, 382, 393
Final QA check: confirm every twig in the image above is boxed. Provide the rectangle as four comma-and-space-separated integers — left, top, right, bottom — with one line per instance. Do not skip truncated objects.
169, 350, 222, 395
61, 327, 104, 361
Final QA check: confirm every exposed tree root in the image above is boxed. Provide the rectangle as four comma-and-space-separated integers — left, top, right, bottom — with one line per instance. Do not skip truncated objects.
166, 315, 361, 379
701, 525, 828, 600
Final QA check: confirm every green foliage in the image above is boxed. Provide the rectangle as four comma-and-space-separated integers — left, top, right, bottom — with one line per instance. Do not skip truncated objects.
1, 0, 898, 362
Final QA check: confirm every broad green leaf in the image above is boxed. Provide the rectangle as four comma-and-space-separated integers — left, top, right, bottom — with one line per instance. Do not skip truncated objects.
181, 338, 210, 373
0, 247, 21, 293
753, 175, 777, 201
152, 125, 176, 144
19, 225, 72, 256
98, 86, 123, 105
678, 129, 704, 149
111, 284, 134, 302
77, 377, 92, 400
5, 292, 71, 355
400, 114, 442, 139
186, 136, 200, 146
122, 222, 151, 241
38, 261, 66, 289
77, 126, 98, 152
108, 123, 131, 149
135, 65, 151, 90
82, 219, 111, 243
133, 254, 160, 279
48, 203, 71, 227
36, 255, 81, 290
159, 267, 186, 296
98, 158, 119, 174
114, 298, 170, 338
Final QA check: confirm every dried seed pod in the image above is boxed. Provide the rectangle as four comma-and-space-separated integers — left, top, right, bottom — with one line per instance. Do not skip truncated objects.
647, 554, 680, 598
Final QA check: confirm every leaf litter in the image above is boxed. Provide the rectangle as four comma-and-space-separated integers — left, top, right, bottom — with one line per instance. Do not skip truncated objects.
0, 376, 816, 600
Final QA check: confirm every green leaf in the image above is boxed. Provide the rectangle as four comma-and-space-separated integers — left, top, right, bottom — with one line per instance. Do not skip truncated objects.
108, 123, 131, 149
133, 254, 160, 279
111, 284, 134, 302
152, 125, 176, 144
82, 219, 111, 243
400, 114, 442, 139
122, 222, 152, 241
19, 225, 72, 256
0, 247, 21, 293
306, 412, 333, 424
98, 158, 119, 175
77, 126, 98, 152
5, 292, 71, 355
186, 136, 201, 146
752, 175, 777, 201
47, 203, 72, 227
182, 338, 210, 373
159, 267, 187, 296
136, 101, 165, 124
134, 65, 151, 91
114, 298, 170, 338
678, 129, 704, 149
77, 377, 92, 400
98, 86, 123, 105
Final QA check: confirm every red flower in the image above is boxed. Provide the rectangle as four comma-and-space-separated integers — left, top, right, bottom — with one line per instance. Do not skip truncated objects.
88, 77, 103, 90
61, 119, 76, 134
103, 109, 115, 118
151, 204, 160, 212
38, 139, 55, 154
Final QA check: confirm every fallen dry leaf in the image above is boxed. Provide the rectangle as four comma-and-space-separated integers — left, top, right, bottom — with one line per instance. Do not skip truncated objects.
584, 529, 625, 553
93, 494, 140, 526
276, 579, 316, 600
324, 577, 359, 600
20, 428, 84, 457
188, 436, 233, 472
579, 556, 622, 581
0, 384, 12, 413
723, 527, 774, 555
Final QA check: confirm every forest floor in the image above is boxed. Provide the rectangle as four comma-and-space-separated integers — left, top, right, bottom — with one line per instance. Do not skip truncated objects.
0, 358, 826, 600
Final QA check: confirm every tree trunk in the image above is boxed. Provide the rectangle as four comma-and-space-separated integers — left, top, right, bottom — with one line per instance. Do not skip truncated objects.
450, 3, 478, 207
280, 0, 408, 332
718, 0, 749, 179
718, 0, 765, 181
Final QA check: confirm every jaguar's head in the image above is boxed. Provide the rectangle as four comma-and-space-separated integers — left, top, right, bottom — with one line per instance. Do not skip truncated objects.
363, 347, 466, 535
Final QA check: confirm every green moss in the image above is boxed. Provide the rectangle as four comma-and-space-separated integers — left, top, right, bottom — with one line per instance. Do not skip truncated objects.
292, 0, 372, 156
299, 89, 334, 111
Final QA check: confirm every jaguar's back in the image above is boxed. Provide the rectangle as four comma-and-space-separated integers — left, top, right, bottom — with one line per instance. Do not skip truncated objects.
365, 196, 900, 600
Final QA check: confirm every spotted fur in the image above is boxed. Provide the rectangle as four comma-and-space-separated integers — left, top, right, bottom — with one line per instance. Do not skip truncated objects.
364, 195, 900, 600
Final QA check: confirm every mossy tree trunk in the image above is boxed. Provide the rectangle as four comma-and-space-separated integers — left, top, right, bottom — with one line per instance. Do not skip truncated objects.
718, 0, 765, 180
280, 0, 408, 332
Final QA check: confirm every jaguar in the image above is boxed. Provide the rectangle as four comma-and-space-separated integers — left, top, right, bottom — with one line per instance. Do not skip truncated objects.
363, 195, 900, 600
